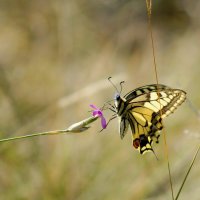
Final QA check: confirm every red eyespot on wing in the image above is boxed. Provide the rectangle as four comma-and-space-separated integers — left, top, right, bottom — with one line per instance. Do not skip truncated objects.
133, 139, 140, 149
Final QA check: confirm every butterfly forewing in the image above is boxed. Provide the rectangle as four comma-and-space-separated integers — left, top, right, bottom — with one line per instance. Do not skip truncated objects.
128, 88, 186, 119
119, 117, 129, 139
124, 84, 170, 102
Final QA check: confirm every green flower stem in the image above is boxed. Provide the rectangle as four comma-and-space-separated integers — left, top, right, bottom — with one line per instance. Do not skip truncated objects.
0, 116, 98, 143
0, 130, 68, 143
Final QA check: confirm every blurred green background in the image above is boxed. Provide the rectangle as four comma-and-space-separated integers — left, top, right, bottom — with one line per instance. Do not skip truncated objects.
0, 0, 199, 199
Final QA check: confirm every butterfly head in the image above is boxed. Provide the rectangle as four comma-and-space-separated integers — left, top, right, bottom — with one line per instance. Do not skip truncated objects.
114, 93, 120, 100
114, 93, 121, 107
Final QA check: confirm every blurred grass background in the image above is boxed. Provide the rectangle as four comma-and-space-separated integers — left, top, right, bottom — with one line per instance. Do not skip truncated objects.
0, 0, 199, 199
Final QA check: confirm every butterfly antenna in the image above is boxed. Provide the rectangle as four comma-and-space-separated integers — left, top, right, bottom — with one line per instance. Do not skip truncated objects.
108, 77, 119, 93
119, 81, 125, 95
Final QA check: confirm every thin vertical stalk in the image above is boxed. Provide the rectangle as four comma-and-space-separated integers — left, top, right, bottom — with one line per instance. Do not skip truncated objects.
145, 1, 174, 199
175, 145, 200, 200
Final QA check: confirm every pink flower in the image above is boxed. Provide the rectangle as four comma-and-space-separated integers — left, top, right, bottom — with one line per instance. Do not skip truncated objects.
90, 104, 107, 129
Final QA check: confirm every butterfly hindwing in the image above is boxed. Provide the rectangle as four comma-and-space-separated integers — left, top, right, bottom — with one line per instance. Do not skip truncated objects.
127, 105, 163, 154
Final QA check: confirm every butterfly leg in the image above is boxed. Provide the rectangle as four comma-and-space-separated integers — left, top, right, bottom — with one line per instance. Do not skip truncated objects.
99, 114, 117, 132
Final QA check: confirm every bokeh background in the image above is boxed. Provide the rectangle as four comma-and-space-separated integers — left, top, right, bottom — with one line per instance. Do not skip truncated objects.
0, 0, 199, 199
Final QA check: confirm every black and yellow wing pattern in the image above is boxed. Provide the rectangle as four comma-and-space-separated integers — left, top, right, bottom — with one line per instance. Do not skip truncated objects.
114, 84, 186, 154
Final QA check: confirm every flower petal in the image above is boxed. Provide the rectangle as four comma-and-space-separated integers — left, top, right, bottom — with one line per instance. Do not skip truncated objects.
92, 110, 100, 117
100, 116, 107, 129
89, 104, 107, 129
90, 104, 98, 110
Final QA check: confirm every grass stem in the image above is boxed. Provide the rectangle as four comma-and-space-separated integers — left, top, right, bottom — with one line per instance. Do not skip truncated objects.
175, 145, 200, 200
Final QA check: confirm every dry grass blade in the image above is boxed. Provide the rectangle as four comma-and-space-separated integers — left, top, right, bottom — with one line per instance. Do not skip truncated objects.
145, 0, 174, 199
175, 145, 200, 200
